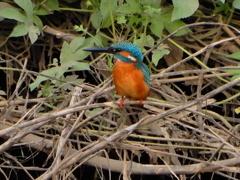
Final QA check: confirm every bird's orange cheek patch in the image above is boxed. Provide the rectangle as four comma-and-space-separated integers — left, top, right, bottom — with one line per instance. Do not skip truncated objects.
118, 51, 136, 62
118, 50, 130, 57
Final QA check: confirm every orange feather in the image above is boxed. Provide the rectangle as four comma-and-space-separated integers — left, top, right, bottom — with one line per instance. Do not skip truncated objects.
118, 50, 130, 57
113, 60, 149, 102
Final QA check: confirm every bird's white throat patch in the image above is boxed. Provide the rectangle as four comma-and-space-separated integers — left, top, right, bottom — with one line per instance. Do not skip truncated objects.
127, 55, 137, 62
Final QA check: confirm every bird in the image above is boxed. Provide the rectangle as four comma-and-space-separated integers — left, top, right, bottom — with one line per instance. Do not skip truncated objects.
83, 42, 150, 108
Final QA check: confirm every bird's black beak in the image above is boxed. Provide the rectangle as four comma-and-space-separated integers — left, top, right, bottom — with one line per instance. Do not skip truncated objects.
83, 47, 119, 54
83, 47, 112, 53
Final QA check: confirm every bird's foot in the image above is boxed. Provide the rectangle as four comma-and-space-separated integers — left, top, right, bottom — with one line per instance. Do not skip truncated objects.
139, 99, 143, 106
120, 97, 125, 108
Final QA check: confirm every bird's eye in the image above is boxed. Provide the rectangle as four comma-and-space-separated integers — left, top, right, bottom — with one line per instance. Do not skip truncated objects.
108, 47, 121, 53
114, 48, 121, 52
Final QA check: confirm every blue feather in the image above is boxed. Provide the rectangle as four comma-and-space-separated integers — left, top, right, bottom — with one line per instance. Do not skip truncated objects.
136, 62, 150, 85
111, 42, 150, 85
110, 42, 143, 62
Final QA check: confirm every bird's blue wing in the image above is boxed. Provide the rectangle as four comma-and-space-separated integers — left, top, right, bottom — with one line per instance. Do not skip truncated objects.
136, 62, 150, 85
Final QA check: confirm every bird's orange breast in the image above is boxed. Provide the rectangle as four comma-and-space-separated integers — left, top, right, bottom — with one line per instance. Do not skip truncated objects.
112, 60, 149, 100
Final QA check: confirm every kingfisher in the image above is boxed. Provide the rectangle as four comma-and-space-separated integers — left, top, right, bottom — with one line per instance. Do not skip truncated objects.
83, 42, 150, 108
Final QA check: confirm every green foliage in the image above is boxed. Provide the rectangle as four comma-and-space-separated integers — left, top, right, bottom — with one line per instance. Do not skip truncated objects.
87, 0, 192, 38
214, 0, 240, 14
225, 67, 240, 82
233, 0, 240, 9
224, 52, 240, 82
152, 49, 170, 66
0, 0, 198, 79
29, 37, 92, 95
226, 52, 240, 60
218, 0, 240, 10
0, 0, 59, 44
117, 0, 142, 14
0, 0, 42, 43
214, 1, 231, 14
100, 0, 118, 28
73, 24, 103, 47
88, 108, 104, 117
172, 0, 199, 21
81, 0, 195, 68
35, 0, 59, 15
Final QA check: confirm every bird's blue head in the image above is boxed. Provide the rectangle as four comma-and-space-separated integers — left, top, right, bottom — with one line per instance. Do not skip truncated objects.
110, 42, 143, 62
83, 42, 150, 85
83, 42, 143, 63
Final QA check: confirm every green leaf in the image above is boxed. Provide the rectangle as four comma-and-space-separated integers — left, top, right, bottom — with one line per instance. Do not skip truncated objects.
144, 5, 160, 16
88, 108, 103, 118
69, 37, 85, 53
91, 32, 104, 47
100, 0, 117, 27
133, 34, 154, 49
33, 14, 43, 30
152, 49, 170, 66
214, 1, 230, 14
90, 9, 102, 29
29, 64, 71, 91
36, 0, 59, 15
117, 4, 131, 14
226, 52, 240, 60
224, 69, 240, 74
60, 42, 73, 63
150, 14, 164, 37
233, 0, 240, 9
44, 0, 59, 10
140, 0, 161, 9
0, 8, 26, 22
29, 66, 65, 91
230, 74, 240, 81
14, 0, 33, 17
72, 62, 90, 71
145, 35, 155, 47
165, 19, 192, 36
0, 1, 43, 44
0, 2, 14, 10
28, 25, 40, 44
10, 24, 28, 37
0, 2, 14, 21
160, 10, 192, 36
30, 37, 93, 91
117, 0, 142, 14
128, 16, 144, 26
116, 15, 127, 24
149, 8, 191, 37
37, 81, 55, 97
62, 75, 84, 91
172, 0, 199, 21
60, 37, 85, 63
149, 0, 162, 8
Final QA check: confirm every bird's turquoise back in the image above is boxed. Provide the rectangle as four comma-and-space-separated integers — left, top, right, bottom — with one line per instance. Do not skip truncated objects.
135, 62, 150, 85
